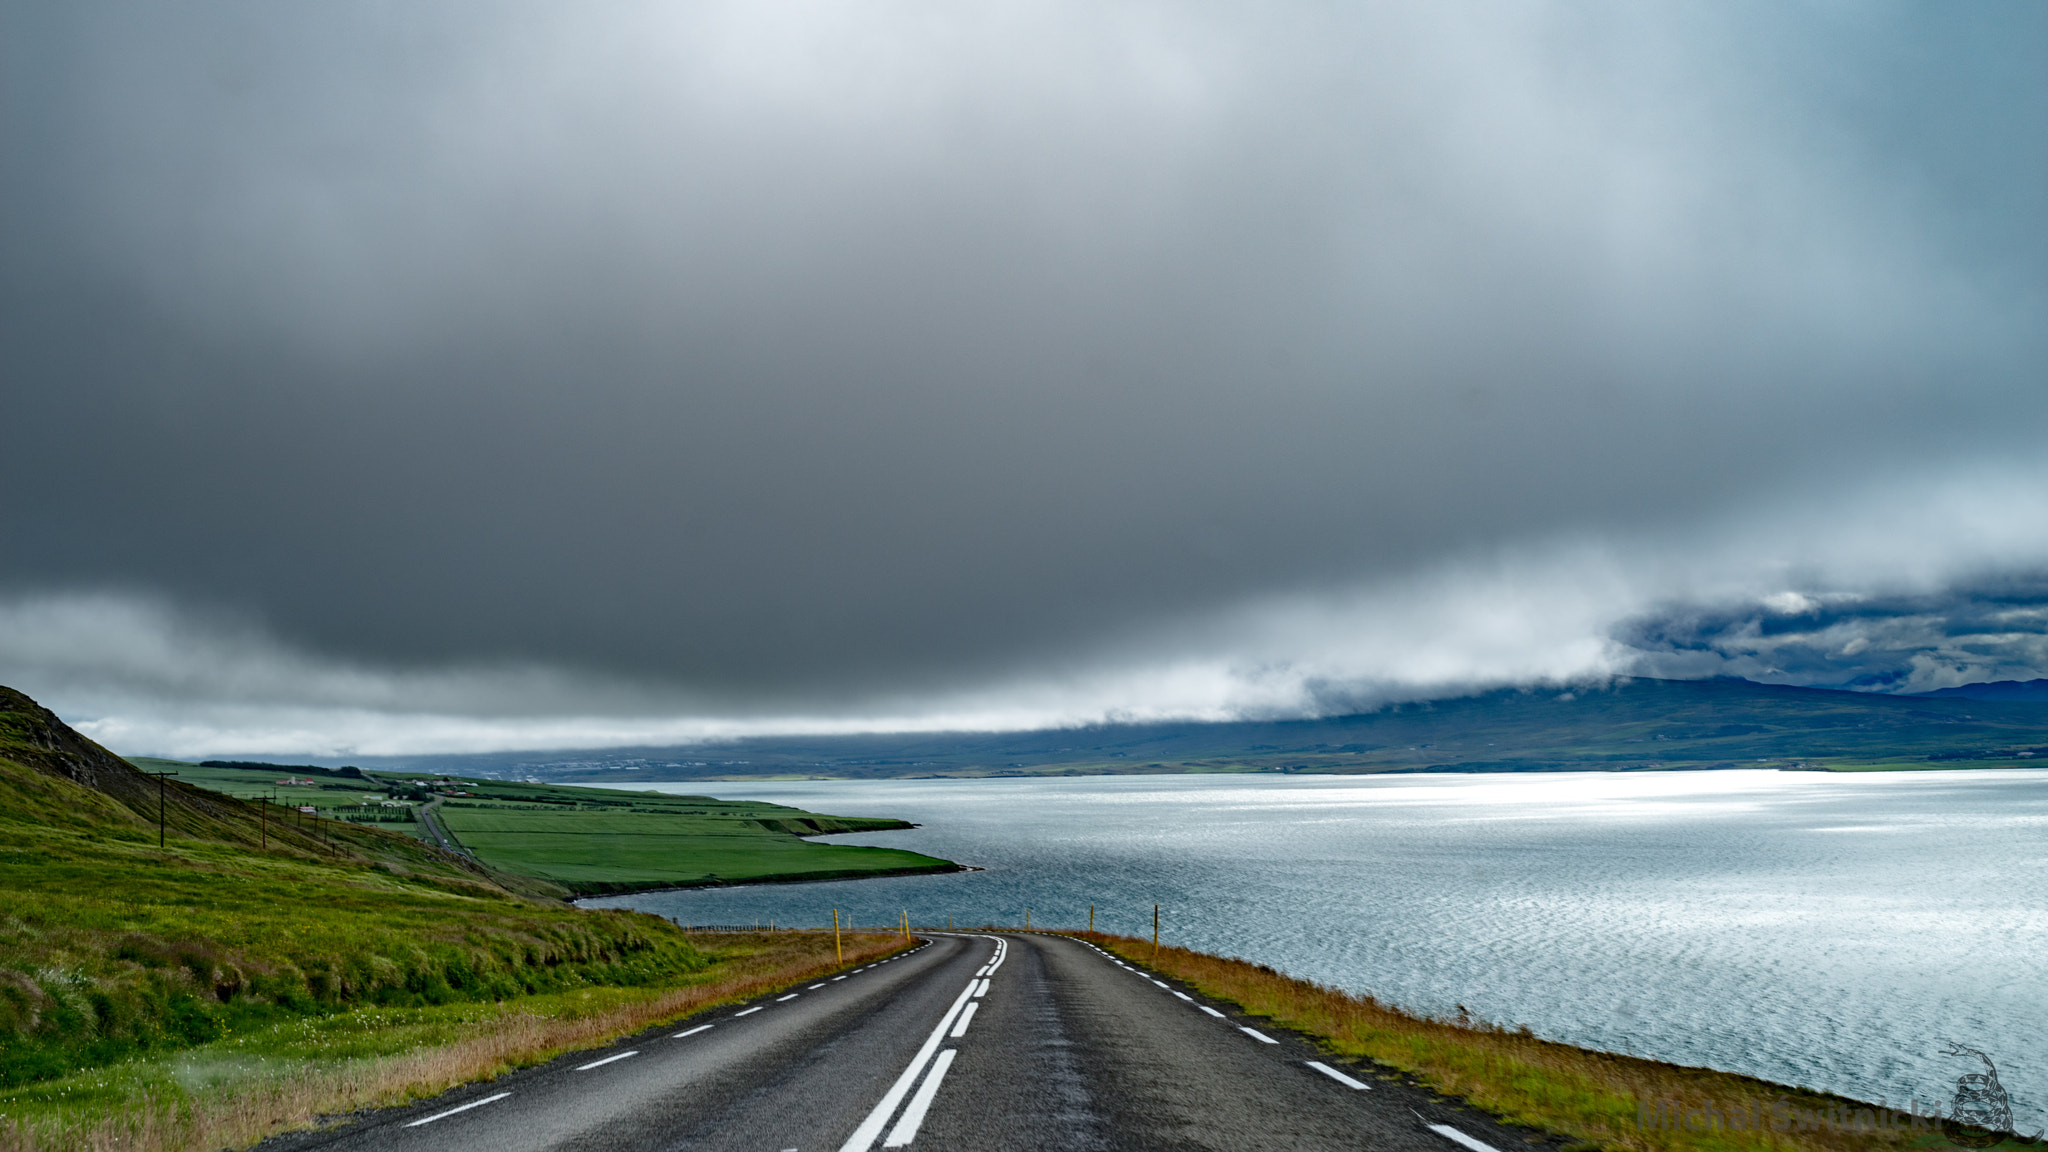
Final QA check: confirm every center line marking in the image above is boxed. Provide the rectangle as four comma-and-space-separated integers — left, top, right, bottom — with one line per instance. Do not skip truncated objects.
1427, 1125, 1504, 1152
810, 983, 826, 989
1306, 1061, 1372, 1090
575, 1050, 638, 1070
673, 1024, 713, 1039
882, 1048, 957, 1148
405, 1092, 509, 1127
1239, 1027, 1278, 1044
838, 979, 978, 1152
950, 1001, 979, 1038
1198, 1005, 1226, 1018
734, 1006, 764, 1017
972, 978, 990, 997
777, 994, 799, 1001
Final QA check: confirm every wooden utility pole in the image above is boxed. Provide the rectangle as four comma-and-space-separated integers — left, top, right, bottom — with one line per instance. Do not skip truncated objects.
833, 909, 842, 963
1088, 904, 1094, 933
145, 771, 177, 848
258, 793, 273, 849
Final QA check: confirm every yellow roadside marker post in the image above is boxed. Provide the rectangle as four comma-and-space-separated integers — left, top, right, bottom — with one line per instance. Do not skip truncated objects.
1153, 904, 1160, 957
1088, 905, 1094, 934
1025, 908, 1030, 931
833, 909, 842, 963
901, 911, 908, 941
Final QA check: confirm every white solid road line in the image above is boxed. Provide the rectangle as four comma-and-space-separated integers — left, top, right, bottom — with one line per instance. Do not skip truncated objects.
882, 1048, 958, 1148
673, 1024, 713, 1039
1239, 1027, 1278, 1044
777, 994, 800, 1001
949, 1001, 979, 1038
404, 1092, 510, 1127
1306, 1061, 1372, 1090
1427, 1124, 1504, 1152
734, 1007, 764, 1017
972, 978, 991, 997
1198, 1006, 1226, 1018
574, 1051, 639, 1071
838, 979, 980, 1152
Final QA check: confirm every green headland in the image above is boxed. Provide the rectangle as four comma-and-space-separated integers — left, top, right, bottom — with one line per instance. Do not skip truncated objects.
121, 757, 959, 895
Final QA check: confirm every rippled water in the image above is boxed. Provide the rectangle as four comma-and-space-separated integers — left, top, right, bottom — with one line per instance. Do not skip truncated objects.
583, 769, 2048, 1123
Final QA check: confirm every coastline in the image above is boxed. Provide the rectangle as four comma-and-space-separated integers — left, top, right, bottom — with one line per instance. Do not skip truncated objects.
1071, 930, 2018, 1152
566, 859, 971, 901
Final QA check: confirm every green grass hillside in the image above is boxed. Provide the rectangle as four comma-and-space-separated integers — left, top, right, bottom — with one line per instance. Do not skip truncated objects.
0, 686, 707, 1090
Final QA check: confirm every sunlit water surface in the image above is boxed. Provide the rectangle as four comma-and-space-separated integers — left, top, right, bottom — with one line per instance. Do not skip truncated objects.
584, 770, 2048, 1122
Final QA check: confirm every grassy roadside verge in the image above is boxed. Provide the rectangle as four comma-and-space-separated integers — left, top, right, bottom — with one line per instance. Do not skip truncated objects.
1075, 932, 2001, 1152
0, 930, 909, 1152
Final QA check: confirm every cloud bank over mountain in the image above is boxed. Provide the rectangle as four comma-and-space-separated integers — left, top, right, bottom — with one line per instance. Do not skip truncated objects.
2, 1, 2043, 755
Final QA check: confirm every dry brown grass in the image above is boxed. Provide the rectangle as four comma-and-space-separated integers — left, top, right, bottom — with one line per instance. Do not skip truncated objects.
1075, 932, 1985, 1152
0, 930, 908, 1152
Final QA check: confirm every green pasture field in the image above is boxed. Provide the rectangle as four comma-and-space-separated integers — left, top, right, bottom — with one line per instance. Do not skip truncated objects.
124, 759, 959, 893
433, 804, 954, 888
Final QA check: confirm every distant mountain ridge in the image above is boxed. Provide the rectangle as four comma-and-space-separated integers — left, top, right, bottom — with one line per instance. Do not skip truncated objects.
300, 676, 2048, 782
1916, 679, 2048, 702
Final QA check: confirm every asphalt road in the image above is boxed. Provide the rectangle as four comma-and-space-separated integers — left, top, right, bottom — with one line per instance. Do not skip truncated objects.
269, 933, 1553, 1152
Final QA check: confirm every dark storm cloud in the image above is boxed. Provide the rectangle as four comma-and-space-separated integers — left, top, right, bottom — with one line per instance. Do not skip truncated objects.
2, 1, 2045, 752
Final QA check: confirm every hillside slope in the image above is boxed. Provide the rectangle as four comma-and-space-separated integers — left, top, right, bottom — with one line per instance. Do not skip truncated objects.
0, 685, 706, 1087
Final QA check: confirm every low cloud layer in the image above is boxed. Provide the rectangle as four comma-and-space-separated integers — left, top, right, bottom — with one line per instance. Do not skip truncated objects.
2, 2, 2044, 755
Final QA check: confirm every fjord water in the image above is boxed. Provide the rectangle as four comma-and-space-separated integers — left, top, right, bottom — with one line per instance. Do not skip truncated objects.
586, 770, 2048, 1123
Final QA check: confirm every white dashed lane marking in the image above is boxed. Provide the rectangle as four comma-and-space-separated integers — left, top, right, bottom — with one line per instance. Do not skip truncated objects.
574, 1051, 638, 1071
1198, 1005, 1226, 1018
1306, 1061, 1371, 1090
733, 1007, 764, 1017
1427, 1125, 1504, 1152
404, 1093, 509, 1127
777, 994, 800, 1002
1239, 1027, 1278, 1044
672, 1024, 713, 1040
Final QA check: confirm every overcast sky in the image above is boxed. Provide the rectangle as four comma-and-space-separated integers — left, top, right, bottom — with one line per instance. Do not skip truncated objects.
3, 1, 2044, 756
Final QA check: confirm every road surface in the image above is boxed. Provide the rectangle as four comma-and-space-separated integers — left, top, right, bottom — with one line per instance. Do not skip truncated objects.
265, 932, 1554, 1152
